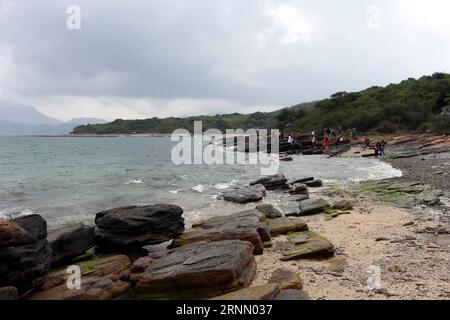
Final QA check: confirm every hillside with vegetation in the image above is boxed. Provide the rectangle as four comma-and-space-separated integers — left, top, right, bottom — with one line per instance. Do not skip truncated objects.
73, 73, 450, 135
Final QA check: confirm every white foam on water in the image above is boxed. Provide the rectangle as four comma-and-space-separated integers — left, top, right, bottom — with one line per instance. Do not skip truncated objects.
0, 209, 35, 220
191, 185, 205, 193
168, 190, 180, 194
126, 179, 143, 185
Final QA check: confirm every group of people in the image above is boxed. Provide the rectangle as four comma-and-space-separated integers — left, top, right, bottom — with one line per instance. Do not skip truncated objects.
363, 138, 386, 157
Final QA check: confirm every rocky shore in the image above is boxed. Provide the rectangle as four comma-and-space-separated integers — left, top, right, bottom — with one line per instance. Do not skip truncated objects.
1, 134, 449, 300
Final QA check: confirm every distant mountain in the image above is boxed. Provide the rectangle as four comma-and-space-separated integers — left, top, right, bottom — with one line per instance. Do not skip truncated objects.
66, 117, 107, 125
0, 101, 62, 125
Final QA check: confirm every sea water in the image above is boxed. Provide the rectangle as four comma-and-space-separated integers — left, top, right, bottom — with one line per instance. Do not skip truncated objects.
0, 136, 402, 228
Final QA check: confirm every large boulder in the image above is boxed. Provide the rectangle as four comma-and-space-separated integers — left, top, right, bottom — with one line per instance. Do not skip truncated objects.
171, 210, 271, 255
29, 255, 133, 300
332, 200, 353, 211
280, 230, 335, 261
221, 185, 266, 204
250, 174, 288, 190
0, 215, 51, 294
255, 204, 282, 219
267, 217, 308, 236
296, 198, 331, 216
95, 204, 185, 251
48, 223, 95, 266
211, 283, 280, 300
133, 240, 257, 299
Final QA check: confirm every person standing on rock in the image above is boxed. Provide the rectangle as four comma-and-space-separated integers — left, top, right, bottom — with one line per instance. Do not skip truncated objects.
323, 136, 330, 150
380, 140, 386, 157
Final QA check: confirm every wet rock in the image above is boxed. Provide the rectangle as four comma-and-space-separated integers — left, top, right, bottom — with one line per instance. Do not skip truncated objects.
290, 177, 314, 185
280, 230, 335, 261
222, 184, 266, 204
274, 289, 310, 300
268, 269, 303, 290
297, 199, 331, 216
95, 204, 185, 251
172, 209, 270, 255
211, 283, 280, 300
0, 286, 18, 300
332, 200, 353, 211
267, 217, 308, 237
133, 240, 256, 299
255, 204, 282, 219
0, 215, 51, 294
280, 157, 293, 162
289, 183, 308, 195
250, 174, 288, 190
305, 179, 323, 188
48, 223, 95, 266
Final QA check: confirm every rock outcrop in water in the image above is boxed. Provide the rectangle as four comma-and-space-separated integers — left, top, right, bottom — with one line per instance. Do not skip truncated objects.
133, 240, 256, 299
94, 204, 185, 251
0, 215, 51, 294
250, 174, 288, 190
48, 223, 95, 266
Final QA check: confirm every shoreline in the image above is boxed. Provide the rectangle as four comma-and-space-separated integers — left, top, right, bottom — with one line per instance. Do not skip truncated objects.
1, 133, 448, 300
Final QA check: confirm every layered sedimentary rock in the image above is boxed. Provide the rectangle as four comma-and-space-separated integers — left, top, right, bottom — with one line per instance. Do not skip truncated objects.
95, 204, 184, 251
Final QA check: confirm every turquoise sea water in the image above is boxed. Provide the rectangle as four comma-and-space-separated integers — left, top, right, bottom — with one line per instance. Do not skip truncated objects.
0, 136, 402, 228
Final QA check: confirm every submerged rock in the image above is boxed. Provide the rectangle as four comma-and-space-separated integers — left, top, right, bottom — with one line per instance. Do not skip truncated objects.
133, 240, 256, 299
48, 223, 95, 266
172, 209, 270, 255
280, 230, 335, 261
95, 204, 185, 251
267, 217, 308, 236
250, 174, 288, 190
221, 185, 267, 204
211, 283, 280, 300
255, 204, 282, 219
0, 215, 51, 294
297, 199, 331, 216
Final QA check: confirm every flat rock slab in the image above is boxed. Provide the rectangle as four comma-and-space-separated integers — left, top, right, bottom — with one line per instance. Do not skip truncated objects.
267, 218, 308, 237
290, 177, 314, 185
250, 174, 288, 190
173, 210, 271, 255
48, 223, 95, 266
289, 183, 309, 195
134, 240, 256, 300
332, 200, 353, 211
221, 185, 267, 204
268, 269, 303, 290
297, 199, 331, 216
211, 283, 280, 300
274, 289, 310, 300
280, 230, 335, 261
255, 204, 282, 219
95, 204, 185, 251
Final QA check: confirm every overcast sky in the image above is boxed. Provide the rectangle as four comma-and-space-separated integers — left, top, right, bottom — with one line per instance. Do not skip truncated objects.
1, 0, 450, 121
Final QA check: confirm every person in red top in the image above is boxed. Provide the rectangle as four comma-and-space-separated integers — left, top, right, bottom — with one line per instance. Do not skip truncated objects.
322, 136, 330, 150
